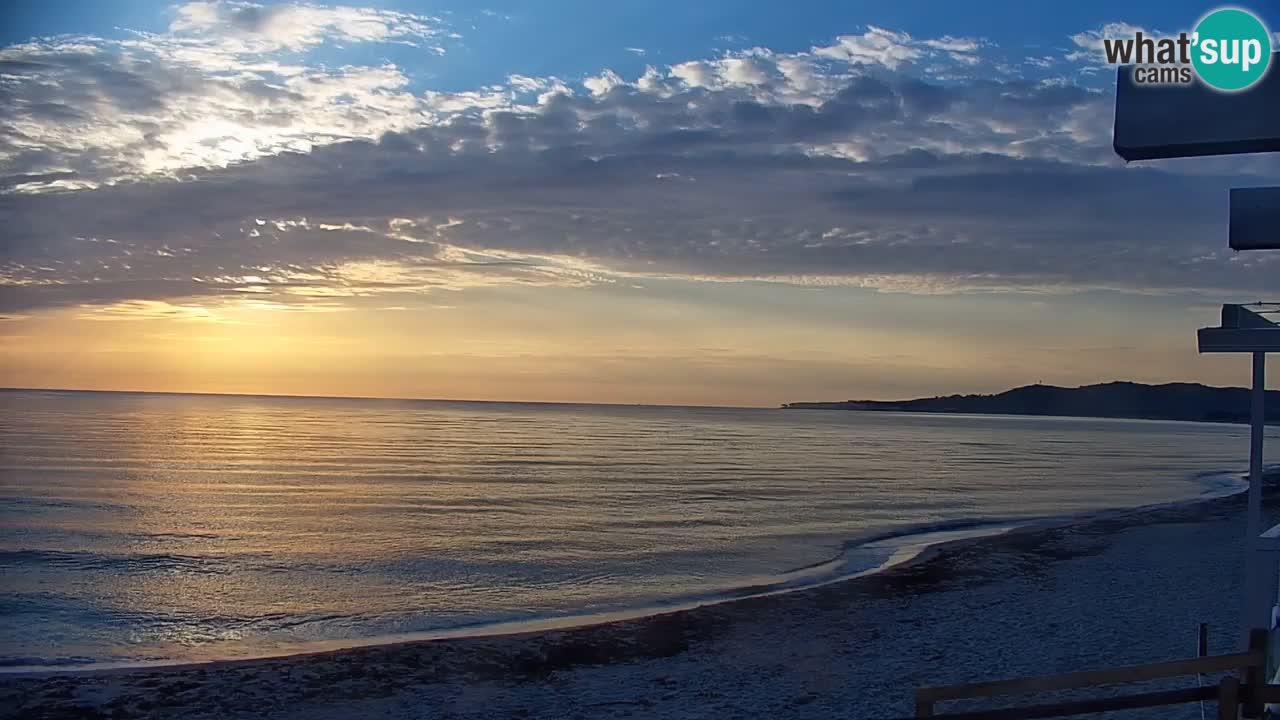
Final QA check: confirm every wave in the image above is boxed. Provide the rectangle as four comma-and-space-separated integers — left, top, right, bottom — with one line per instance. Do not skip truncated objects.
0, 550, 234, 575
0, 656, 98, 669
3, 465, 1269, 676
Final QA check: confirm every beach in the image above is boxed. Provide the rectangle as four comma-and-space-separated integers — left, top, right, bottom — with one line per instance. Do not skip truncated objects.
5, 0, 1278, 715
5, 473, 1275, 720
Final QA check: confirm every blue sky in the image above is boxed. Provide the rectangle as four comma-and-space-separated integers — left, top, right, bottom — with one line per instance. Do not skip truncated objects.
6, 0, 1275, 93
0, 1, 1276, 403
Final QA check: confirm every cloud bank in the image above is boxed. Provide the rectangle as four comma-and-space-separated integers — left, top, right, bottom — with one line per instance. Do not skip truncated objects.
1, 4, 1276, 319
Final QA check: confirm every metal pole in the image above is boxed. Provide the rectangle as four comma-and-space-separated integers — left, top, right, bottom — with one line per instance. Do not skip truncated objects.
1250, 351, 1265, 541
1244, 351, 1268, 647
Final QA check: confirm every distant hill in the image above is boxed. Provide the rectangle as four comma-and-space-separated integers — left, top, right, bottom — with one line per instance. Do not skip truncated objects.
782, 381, 1280, 424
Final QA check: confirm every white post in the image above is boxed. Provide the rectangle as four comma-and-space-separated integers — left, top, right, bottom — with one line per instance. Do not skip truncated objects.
1245, 351, 1269, 646
1261, 527, 1280, 683
1251, 351, 1266, 540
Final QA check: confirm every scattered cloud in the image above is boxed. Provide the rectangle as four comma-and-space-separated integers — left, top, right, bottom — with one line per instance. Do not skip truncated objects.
168, 1, 445, 52
814, 26, 924, 69
1066, 22, 1152, 64
0, 1, 449, 190
813, 27, 985, 69
583, 69, 625, 96
77, 299, 225, 322
1, 9, 1276, 319
921, 37, 981, 53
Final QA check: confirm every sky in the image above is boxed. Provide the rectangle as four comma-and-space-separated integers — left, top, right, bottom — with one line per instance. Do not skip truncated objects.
0, 0, 1277, 406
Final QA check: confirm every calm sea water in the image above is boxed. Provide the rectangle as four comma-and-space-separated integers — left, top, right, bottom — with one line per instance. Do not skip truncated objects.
1, 389, 1276, 669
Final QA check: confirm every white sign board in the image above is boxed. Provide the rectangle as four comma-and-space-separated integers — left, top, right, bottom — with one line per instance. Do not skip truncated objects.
1113, 55, 1280, 161
1231, 187, 1280, 251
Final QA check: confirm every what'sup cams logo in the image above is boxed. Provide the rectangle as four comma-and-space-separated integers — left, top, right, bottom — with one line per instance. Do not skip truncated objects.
1102, 7, 1273, 91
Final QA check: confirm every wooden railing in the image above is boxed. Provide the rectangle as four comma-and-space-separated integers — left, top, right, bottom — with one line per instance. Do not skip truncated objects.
907, 628, 1273, 719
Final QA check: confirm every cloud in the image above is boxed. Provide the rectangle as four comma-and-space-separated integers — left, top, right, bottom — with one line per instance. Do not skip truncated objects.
814, 26, 923, 68
813, 27, 985, 70
0, 1, 448, 190
0, 14, 997, 192
1, 11, 1276, 318
921, 37, 981, 53
1066, 22, 1152, 64
583, 69, 625, 97
168, 1, 444, 53
718, 57, 772, 86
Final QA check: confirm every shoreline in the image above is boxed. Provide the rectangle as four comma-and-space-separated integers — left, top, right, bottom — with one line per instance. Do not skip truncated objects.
782, 405, 1280, 428
0, 520, 1030, 677
2, 468, 1260, 678
5, 468, 1276, 719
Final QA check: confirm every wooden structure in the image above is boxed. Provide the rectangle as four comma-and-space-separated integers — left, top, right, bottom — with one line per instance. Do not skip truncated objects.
908, 629, 1273, 719
1199, 303, 1280, 641
1114, 51, 1279, 642
899, 48, 1280, 720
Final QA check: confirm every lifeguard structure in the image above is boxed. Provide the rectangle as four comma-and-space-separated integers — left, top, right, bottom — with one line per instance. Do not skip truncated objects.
903, 56, 1279, 719
1114, 55, 1280, 645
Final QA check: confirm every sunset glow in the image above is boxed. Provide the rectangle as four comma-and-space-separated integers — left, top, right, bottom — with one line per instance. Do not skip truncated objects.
2, 1, 1276, 404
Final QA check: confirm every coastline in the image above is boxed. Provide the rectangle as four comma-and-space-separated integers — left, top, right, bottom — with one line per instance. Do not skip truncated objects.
0, 519, 1032, 677
779, 380, 1280, 426
5, 468, 1275, 719
2, 468, 1248, 676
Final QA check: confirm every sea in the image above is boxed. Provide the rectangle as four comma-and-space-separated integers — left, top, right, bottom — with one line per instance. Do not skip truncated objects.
1, 388, 1276, 670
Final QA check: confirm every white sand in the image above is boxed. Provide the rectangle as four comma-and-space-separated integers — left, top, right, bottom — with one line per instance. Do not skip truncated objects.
4, 485, 1271, 720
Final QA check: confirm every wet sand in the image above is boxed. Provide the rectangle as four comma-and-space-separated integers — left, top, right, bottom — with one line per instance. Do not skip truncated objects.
4, 476, 1274, 720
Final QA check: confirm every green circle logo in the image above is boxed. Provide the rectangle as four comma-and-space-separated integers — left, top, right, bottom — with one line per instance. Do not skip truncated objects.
1192, 8, 1272, 91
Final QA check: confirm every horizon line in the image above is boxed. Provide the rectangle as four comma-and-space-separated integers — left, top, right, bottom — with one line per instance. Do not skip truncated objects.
0, 386, 767, 411
1, 378, 1272, 410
